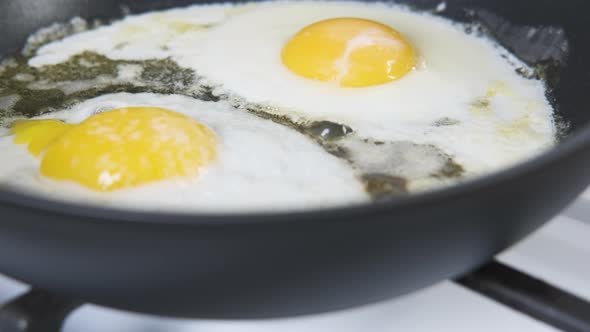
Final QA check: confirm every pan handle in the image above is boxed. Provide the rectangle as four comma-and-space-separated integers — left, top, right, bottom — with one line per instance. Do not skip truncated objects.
0, 289, 82, 332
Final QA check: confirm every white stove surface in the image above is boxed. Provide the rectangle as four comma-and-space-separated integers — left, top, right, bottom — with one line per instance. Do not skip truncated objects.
2, 191, 590, 332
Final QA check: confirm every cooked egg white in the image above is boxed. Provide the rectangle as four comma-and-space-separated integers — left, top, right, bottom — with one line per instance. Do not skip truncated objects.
167, 2, 556, 175
28, 1, 556, 179
0, 93, 368, 212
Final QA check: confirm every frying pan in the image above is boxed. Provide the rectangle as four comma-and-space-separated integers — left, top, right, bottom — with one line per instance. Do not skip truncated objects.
0, 0, 589, 320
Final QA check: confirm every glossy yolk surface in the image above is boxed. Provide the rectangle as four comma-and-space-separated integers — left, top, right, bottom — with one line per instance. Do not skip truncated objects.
282, 17, 416, 87
11, 107, 217, 191
12, 119, 75, 156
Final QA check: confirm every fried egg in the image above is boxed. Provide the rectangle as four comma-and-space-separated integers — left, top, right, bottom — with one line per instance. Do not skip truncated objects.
0, 93, 368, 212
166, 2, 556, 175
13, 107, 217, 191
28, 1, 556, 181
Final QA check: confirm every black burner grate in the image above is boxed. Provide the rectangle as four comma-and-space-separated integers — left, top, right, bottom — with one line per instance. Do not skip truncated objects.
2, 261, 590, 332
0, 290, 80, 332
456, 261, 590, 332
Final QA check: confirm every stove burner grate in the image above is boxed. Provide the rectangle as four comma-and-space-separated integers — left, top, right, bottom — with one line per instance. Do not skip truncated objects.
1, 261, 590, 332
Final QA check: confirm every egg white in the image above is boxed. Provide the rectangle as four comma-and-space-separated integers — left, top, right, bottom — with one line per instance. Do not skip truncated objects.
26, 1, 556, 184
0, 93, 368, 212
166, 1, 556, 175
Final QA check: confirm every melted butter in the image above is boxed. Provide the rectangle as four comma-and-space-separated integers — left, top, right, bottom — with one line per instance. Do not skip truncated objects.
498, 115, 544, 141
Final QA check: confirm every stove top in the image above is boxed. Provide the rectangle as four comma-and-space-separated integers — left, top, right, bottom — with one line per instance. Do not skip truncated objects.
2, 190, 590, 332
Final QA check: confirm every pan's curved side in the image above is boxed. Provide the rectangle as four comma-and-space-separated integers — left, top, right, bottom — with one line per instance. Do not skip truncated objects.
0, 134, 590, 319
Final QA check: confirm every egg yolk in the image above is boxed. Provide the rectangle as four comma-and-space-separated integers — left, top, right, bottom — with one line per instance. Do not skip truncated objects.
282, 18, 416, 87
12, 119, 75, 156
11, 107, 216, 191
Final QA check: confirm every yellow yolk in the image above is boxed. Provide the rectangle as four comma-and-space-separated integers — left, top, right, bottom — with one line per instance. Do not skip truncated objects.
12, 119, 75, 156
11, 107, 216, 191
282, 18, 416, 87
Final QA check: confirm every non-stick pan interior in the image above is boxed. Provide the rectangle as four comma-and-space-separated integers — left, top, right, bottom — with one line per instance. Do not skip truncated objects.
0, 0, 589, 320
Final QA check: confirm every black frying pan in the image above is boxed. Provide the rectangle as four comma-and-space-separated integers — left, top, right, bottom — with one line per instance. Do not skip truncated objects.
0, 0, 589, 321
